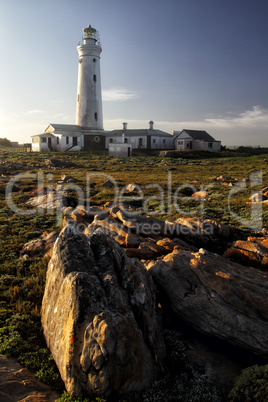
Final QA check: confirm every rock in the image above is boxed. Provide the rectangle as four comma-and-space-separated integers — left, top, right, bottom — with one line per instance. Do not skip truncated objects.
173, 217, 230, 250
0, 161, 27, 174
125, 183, 141, 192
59, 174, 79, 183
112, 207, 167, 238
45, 159, 75, 168
156, 237, 198, 253
41, 226, 165, 398
70, 205, 95, 225
125, 241, 167, 260
249, 193, 262, 202
0, 354, 60, 402
26, 190, 72, 210
147, 248, 268, 358
20, 231, 59, 258
216, 175, 236, 182
223, 238, 268, 270
85, 217, 130, 247
103, 180, 114, 188
191, 190, 208, 199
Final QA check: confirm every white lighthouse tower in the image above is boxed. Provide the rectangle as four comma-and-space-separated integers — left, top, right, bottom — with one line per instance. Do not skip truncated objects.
76, 25, 103, 133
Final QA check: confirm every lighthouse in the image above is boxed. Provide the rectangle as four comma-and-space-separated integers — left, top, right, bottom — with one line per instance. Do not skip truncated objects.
76, 25, 103, 132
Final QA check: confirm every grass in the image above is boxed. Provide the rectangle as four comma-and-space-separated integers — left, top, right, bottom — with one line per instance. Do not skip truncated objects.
0, 149, 267, 400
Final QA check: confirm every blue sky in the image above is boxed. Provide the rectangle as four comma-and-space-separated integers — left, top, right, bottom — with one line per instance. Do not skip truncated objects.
0, 0, 268, 146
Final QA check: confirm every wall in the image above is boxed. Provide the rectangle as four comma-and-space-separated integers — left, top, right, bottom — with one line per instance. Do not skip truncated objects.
84, 134, 105, 150
109, 143, 132, 157
150, 136, 174, 149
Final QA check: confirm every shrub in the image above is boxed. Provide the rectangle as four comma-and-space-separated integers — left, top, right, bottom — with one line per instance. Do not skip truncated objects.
228, 364, 268, 401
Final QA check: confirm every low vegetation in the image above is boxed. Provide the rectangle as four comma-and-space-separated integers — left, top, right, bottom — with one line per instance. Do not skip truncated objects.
0, 149, 267, 401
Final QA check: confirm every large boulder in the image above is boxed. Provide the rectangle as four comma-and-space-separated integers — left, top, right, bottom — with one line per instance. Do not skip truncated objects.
147, 248, 268, 358
41, 225, 165, 398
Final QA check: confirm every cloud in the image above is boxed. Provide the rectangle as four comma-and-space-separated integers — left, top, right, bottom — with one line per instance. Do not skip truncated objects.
205, 106, 268, 129
25, 109, 46, 115
102, 87, 139, 102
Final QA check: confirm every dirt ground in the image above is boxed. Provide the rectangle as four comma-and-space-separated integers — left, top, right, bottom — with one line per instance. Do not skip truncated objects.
0, 354, 60, 402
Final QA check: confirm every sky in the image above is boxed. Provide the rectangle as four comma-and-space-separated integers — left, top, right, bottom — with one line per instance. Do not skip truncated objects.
0, 0, 268, 147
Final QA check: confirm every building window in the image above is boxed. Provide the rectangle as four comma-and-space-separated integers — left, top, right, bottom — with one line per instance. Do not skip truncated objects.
41, 137, 47, 143
57, 137, 59, 145
163, 139, 166, 144
138, 138, 143, 147
109, 138, 113, 143
177, 141, 183, 145
208, 142, 212, 148
94, 112, 98, 121
93, 74, 97, 82
73, 137, 78, 146
124, 138, 128, 143
66, 136, 69, 145
153, 139, 156, 144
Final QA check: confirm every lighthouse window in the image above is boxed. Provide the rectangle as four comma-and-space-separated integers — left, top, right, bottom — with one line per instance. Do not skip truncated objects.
93, 74, 97, 82
93, 58, 96, 63
94, 113, 98, 121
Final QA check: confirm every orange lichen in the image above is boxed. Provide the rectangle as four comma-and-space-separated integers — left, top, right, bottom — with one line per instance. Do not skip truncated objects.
70, 334, 75, 344
216, 271, 230, 279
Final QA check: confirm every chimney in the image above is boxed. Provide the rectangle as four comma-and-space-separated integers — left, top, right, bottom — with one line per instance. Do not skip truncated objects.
149, 120, 154, 130
123, 122, 128, 130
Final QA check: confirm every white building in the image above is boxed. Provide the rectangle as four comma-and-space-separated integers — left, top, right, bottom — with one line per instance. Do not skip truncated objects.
104, 121, 174, 150
173, 129, 221, 152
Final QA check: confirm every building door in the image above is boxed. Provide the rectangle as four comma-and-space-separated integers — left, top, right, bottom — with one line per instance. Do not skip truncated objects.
48, 137, 52, 151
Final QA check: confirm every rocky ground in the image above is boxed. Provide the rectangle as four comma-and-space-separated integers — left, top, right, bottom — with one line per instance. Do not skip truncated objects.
0, 354, 60, 402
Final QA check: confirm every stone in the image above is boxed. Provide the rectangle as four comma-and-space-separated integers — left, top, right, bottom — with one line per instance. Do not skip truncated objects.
147, 248, 268, 358
0, 354, 60, 402
26, 190, 72, 210
41, 226, 165, 398
223, 238, 268, 270
173, 217, 230, 250
216, 175, 236, 182
20, 231, 59, 258
125, 241, 167, 260
249, 193, 262, 202
191, 190, 208, 199
59, 174, 79, 183
113, 207, 167, 238
125, 183, 141, 192
45, 159, 75, 168
156, 237, 198, 253
103, 180, 114, 188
